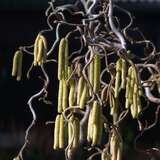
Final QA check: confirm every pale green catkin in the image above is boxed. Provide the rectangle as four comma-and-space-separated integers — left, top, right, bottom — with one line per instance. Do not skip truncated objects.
58, 38, 66, 80
93, 54, 101, 93
37, 35, 47, 65
16, 51, 23, 81
12, 51, 19, 77
114, 71, 121, 98
59, 114, 64, 148
58, 80, 63, 113
69, 80, 75, 107
77, 76, 84, 105
121, 59, 127, 89
64, 38, 69, 79
79, 81, 88, 109
33, 34, 40, 66
37, 38, 43, 65
53, 115, 60, 149
114, 59, 122, 98
62, 80, 68, 111
12, 50, 23, 81
89, 57, 94, 93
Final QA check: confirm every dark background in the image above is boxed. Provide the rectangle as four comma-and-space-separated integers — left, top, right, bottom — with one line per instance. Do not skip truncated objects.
0, 0, 160, 160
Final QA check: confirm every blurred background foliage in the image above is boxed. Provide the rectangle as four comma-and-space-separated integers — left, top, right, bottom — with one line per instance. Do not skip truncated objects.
0, 0, 160, 160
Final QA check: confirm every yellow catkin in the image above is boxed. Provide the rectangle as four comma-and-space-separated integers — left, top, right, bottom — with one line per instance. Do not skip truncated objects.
125, 66, 132, 99
121, 59, 127, 89
92, 101, 100, 124
12, 51, 19, 77
90, 101, 102, 146
114, 58, 122, 98
62, 80, 68, 111
132, 93, 138, 119
77, 76, 84, 105
13, 156, 20, 160
89, 57, 94, 92
87, 107, 93, 142
33, 34, 40, 66
58, 38, 66, 80
110, 131, 118, 160
16, 51, 23, 81
59, 114, 64, 149
117, 142, 123, 160
128, 67, 134, 105
72, 117, 80, 148
110, 93, 116, 115
12, 50, 23, 81
79, 81, 88, 109
69, 80, 75, 107
64, 38, 69, 79
37, 35, 47, 65
91, 124, 99, 146
53, 115, 60, 149
93, 54, 101, 93
114, 71, 121, 98
68, 66, 75, 107
37, 38, 44, 65
130, 104, 137, 119
125, 77, 130, 100
58, 80, 63, 113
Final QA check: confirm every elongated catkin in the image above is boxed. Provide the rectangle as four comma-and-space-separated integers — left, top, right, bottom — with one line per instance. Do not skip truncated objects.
33, 34, 40, 66
77, 76, 84, 105
53, 115, 60, 149
115, 59, 122, 98
16, 51, 23, 81
64, 38, 69, 79
87, 107, 93, 142
58, 38, 66, 80
69, 80, 75, 107
93, 54, 101, 93
121, 59, 127, 89
58, 80, 63, 113
62, 80, 68, 111
12, 50, 23, 81
59, 114, 64, 148
37, 35, 47, 65
79, 81, 88, 109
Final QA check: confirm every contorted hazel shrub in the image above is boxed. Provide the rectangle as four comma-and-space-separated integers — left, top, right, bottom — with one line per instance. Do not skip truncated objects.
12, 0, 160, 160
